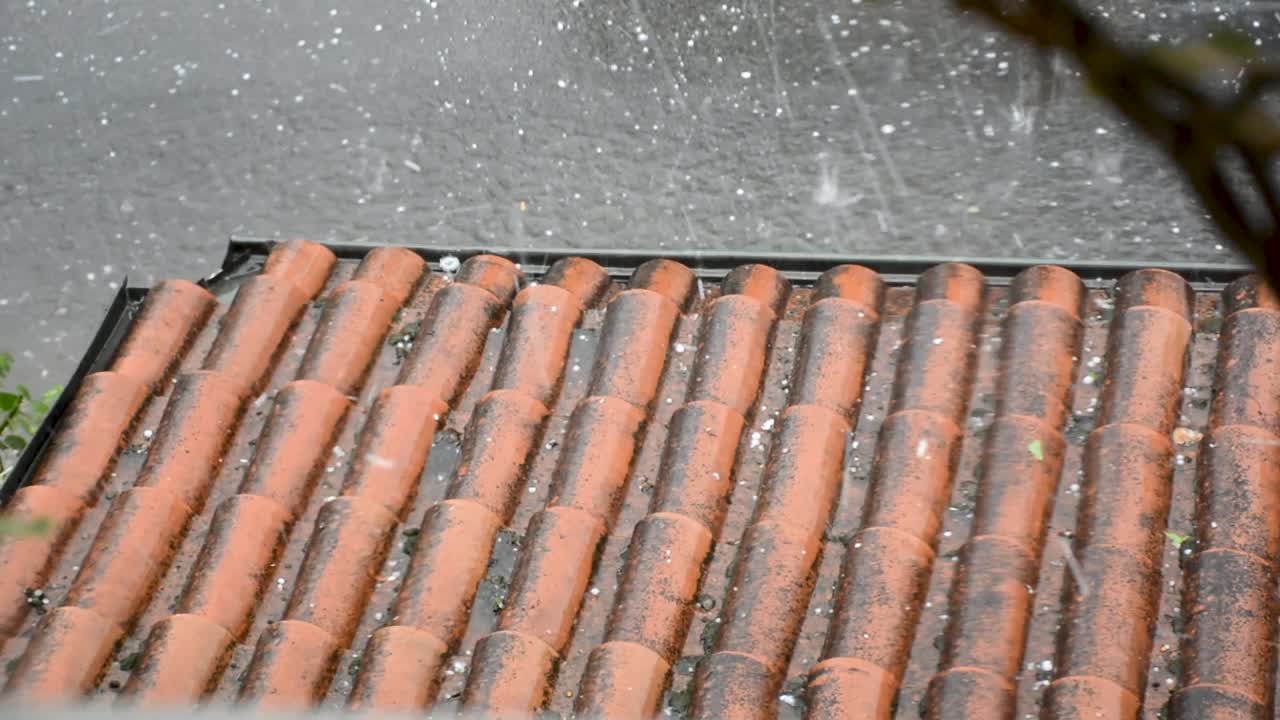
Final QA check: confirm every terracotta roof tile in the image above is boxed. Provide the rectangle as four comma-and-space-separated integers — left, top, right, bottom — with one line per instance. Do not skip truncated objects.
176, 494, 291, 640
628, 259, 697, 312
387, 498, 503, 645
122, 613, 234, 704
544, 397, 647, 526
646, 400, 745, 536
442, 390, 550, 521
133, 370, 246, 512
239, 619, 341, 709
721, 264, 792, 317
4, 246, 1279, 720
463, 630, 559, 717
1040, 271, 1194, 720
1167, 274, 1280, 720
349, 247, 427, 308
587, 290, 683, 409
394, 280, 507, 401
806, 265, 981, 720
281, 497, 397, 644
348, 623, 449, 712
296, 281, 400, 396
687, 293, 777, 416
605, 510, 713, 664
258, 240, 338, 300
109, 280, 218, 393
452, 254, 523, 305
0, 276, 217, 640
540, 257, 612, 311
0, 487, 83, 636
338, 386, 449, 517
234, 380, 350, 519
28, 372, 151, 507
63, 485, 191, 628
200, 275, 312, 398
491, 284, 583, 408
6, 607, 121, 701
918, 269, 1077, 720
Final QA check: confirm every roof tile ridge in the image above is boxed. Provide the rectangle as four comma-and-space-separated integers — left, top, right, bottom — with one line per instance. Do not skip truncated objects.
107, 245, 433, 707
924, 266, 1085, 719
460, 262, 732, 718
347, 257, 619, 712
1041, 270, 1195, 719
805, 265, 986, 719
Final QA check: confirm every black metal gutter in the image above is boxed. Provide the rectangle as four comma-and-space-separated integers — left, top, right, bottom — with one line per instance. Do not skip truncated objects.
221, 235, 1254, 290
4, 236, 1258, 505
1, 284, 141, 504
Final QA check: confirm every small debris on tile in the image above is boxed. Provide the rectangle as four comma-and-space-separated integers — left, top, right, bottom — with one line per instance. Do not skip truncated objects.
23, 587, 49, 614
365, 453, 395, 469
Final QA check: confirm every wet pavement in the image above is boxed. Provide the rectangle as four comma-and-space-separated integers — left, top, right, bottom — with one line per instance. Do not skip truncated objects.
0, 0, 1275, 387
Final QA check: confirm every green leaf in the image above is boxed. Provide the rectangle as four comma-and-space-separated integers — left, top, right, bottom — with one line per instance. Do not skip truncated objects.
14, 417, 35, 437
0, 514, 52, 541
0, 353, 11, 378
117, 652, 141, 672
1027, 439, 1044, 461
38, 386, 62, 412
0, 393, 19, 413
1147, 37, 1252, 83
1207, 28, 1257, 59
1165, 530, 1190, 548
3, 435, 26, 451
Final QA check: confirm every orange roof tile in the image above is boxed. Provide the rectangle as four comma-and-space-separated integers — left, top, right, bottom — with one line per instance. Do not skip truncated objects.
0, 242, 1274, 720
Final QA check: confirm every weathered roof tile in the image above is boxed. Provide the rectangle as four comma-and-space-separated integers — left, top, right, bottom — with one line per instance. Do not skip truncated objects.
109, 279, 217, 393
5, 246, 1280, 720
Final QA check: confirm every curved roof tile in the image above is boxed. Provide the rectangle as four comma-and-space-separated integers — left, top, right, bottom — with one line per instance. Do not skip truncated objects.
0, 246, 1269, 720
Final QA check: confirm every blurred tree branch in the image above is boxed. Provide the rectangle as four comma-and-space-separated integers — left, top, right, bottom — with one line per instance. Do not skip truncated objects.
957, 0, 1280, 287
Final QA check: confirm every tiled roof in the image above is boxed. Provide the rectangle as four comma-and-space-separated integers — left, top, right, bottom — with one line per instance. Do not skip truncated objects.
0, 240, 1273, 719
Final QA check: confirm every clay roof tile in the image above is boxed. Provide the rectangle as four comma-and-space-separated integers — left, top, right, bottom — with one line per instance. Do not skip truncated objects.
1, 246, 1272, 720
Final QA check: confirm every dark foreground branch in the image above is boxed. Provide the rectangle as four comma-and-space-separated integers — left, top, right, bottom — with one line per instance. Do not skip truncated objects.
958, 0, 1280, 287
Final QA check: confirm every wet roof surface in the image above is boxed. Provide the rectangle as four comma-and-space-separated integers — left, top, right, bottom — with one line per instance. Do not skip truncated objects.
3, 0, 1278, 391
0, 239, 1276, 720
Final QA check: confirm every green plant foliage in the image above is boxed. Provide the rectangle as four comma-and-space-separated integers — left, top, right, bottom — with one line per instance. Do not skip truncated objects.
0, 514, 51, 541
0, 352, 63, 538
1146, 32, 1256, 85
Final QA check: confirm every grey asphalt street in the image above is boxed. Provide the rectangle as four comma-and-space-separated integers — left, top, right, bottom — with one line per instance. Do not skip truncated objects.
1, 0, 1273, 388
